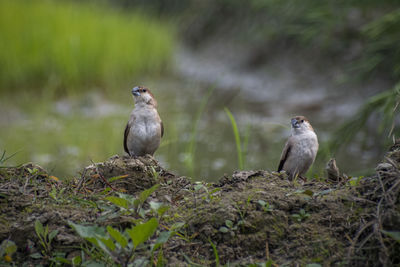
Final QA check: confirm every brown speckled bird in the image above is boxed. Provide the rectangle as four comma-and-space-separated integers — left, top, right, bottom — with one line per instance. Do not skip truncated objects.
124, 86, 163, 157
278, 116, 319, 180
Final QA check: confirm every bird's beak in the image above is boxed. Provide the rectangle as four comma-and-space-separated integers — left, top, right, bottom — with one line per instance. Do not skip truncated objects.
291, 118, 299, 128
132, 87, 140, 96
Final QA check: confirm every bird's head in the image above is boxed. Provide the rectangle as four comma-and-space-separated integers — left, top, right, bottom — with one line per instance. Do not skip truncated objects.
131, 86, 157, 107
290, 116, 314, 133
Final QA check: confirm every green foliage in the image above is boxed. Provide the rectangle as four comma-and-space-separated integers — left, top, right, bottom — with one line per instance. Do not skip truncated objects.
292, 209, 311, 222
34, 219, 59, 257
257, 200, 273, 212
69, 185, 178, 266
330, 83, 400, 152
381, 230, 400, 243
104, 184, 162, 218
218, 219, 243, 236
361, 9, 400, 80
0, 240, 17, 262
0, 0, 174, 95
0, 150, 19, 168
224, 107, 250, 170
208, 239, 220, 267
348, 176, 363, 187
126, 218, 159, 249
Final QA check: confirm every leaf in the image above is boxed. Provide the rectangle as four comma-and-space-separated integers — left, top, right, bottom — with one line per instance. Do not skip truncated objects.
30, 252, 43, 259
107, 226, 128, 248
152, 231, 172, 252
194, 184, 204, 191
156, 248, 164, 267
157, 205, 170, 217
126, 218, 158, 249
132, 258, 149, 267
225, 107, 244, 170
35, 220, 44, 236
149, 201, 169, 217
117, 192, 137, 204
71, 255, 82, 266
170, 222, 185, 231
105, 196, 129, 209
381, 230, 400, 243
149, 201, 163, 212
68, 221, 106, 239
108, 174, 129, 182
49, 176, 60, 182
303, 189, 314, 197
258, 200, 266, 206
99, 237, 115, 251
209, 238, 220, 266
225, 220, 234, 228
265, 259, 274, 267
155, 231, 172, 245
2, 240, 17, 256
219, 227, 229, 233
48, 230, 59, 242
51, 257, 71, 264
139, 184, 160, 204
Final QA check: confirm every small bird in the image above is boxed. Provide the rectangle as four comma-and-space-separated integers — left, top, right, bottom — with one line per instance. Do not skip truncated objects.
325, 158, 340, 181
124, 86, 163, 157
277, 116, 319, 180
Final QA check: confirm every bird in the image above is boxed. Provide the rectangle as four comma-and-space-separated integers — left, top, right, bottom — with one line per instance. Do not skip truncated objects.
123, 86, 163, 157
277, 116, 318, 180
325, 158, 340, 181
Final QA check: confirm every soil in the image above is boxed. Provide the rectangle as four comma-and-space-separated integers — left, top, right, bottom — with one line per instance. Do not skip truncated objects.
1, 142, 399, 266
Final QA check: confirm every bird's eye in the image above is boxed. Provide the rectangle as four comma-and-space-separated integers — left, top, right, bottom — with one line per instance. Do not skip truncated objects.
142, 89, 147, 92
301, 120, 304, 123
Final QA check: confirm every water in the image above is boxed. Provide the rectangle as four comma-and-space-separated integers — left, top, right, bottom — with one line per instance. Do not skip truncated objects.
0, 44, 390, 181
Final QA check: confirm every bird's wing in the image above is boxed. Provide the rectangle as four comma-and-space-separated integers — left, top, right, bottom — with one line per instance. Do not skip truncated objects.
123, 122, 130, 155
278, 139, 292, 172
160, 121, 164, 138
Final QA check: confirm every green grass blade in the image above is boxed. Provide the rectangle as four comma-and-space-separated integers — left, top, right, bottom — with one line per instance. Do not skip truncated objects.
224, 107, 243, 170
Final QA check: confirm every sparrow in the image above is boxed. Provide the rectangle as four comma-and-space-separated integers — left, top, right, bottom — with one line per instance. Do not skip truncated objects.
277, 116, 319, 180
123, 86, 163, 157
325, 158, 340, 181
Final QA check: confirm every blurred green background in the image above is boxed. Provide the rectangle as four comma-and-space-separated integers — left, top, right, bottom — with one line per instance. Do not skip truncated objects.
1, 0, 399, 181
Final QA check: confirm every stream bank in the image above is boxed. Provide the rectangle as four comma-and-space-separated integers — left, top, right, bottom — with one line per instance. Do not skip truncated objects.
1, 140, 399, 266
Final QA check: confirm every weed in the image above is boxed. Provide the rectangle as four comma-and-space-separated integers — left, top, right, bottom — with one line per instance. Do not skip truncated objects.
258, 200, 274, 213
292, 209, 310, 222
209, 238, 220, 267
0, 239, 17, 263
33, 220, 59, 259
224, 107, 246, 170
348, 176, 363, 187
69, 185, 180, 266
0, 150, 19, 168
218, 219, 243, 237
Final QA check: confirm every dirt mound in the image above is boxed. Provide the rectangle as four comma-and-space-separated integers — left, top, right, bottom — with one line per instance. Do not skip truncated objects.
0, 144, 399, 266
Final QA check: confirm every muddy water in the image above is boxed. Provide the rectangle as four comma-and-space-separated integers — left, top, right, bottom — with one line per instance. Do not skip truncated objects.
0, 44, 390, 181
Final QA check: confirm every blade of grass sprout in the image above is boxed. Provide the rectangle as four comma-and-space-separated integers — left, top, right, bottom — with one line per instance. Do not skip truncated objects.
208, 238, 220, 267
242, 125, 251, 169
224, 107, 243, 170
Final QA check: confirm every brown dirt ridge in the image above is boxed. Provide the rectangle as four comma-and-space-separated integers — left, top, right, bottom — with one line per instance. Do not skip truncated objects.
0, 142, 399, 266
